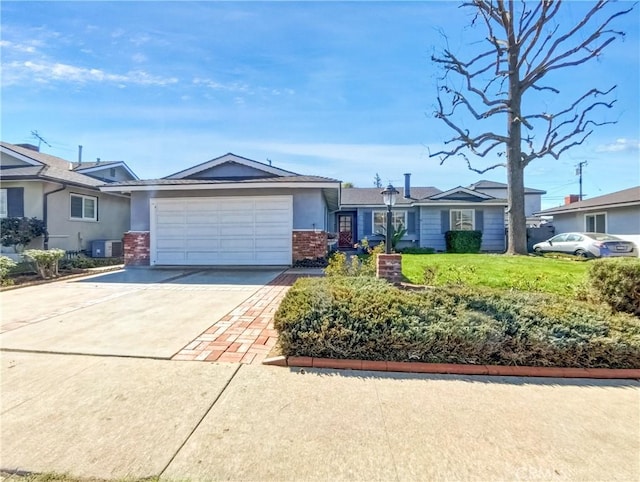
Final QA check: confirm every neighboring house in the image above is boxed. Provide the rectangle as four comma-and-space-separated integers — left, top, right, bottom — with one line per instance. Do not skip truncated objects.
468, 179, 546, 225
100, 153, 340, 266
535, 186, 640, 251
335, 175, 509, 253
0, 142, 137, 253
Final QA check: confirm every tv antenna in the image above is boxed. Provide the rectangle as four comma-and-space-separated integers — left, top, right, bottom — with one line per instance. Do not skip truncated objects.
30, 130, 52, 150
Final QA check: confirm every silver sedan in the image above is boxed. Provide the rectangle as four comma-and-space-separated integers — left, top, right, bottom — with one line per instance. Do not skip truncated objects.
533, 232, 638, 258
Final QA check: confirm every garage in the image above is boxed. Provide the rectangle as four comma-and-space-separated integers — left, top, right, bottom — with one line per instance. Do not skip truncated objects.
150, 196, 293, 266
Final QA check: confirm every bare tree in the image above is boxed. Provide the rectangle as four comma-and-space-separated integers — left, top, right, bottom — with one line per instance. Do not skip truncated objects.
430, 0, 633, 254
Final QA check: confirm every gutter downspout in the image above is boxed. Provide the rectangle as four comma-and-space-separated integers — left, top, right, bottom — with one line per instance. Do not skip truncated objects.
43, 184, 66, 250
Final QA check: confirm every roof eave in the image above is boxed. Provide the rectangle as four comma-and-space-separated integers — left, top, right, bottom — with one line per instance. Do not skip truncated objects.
100, 181, 341, 192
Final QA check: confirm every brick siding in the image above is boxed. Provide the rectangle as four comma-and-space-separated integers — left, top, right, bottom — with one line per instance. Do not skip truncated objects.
376, 253, 402, 284
292, 230, 327, 262
123, 231, 150, 266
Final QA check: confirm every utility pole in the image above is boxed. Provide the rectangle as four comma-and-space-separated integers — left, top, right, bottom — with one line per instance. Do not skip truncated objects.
576, 161, 588, 201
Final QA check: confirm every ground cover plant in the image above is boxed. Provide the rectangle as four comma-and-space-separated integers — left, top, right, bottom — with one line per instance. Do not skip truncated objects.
402, 253, 589, 296
274, 277, 640, 369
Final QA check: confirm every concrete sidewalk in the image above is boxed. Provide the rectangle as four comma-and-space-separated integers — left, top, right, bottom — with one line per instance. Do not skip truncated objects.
1, 352, 638, 481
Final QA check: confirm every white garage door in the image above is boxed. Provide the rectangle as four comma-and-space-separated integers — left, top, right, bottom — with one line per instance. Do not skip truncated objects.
150, 196, 293, 266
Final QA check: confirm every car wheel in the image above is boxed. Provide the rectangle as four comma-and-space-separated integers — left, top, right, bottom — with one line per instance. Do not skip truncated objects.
574, 249, 589, 259
534, 247, 543, 254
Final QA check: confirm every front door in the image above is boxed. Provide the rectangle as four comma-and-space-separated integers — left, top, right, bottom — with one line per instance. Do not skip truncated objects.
338, 214, 354, 248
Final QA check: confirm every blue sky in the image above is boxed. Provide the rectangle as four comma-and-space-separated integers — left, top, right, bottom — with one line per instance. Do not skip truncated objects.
1, 1, 638, 209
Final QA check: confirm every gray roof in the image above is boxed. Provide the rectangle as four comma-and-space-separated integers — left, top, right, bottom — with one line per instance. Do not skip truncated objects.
340, 187, 442, 206
468, 179, 546, 194
537, 186, 640, 215
1, 142, 109, 189
74, 161, 120, 170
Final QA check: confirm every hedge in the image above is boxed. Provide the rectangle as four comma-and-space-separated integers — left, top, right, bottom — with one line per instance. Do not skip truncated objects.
583, 258, 640, 316
445, 230, 482, 253
274, 277, 640, 369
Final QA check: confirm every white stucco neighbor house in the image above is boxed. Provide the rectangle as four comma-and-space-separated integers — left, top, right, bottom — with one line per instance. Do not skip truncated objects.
0, 142, 137, 254
535, 186, 640, 254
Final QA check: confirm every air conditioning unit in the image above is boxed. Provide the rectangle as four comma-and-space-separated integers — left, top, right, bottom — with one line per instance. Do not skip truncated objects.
91, 239, 123, 258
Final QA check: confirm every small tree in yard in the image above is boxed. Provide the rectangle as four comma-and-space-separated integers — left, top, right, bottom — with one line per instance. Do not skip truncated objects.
0, 217, 47, 252
430, 0, 634, 254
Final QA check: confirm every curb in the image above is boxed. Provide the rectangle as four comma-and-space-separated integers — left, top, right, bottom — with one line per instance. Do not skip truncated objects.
262, 356, 640, 379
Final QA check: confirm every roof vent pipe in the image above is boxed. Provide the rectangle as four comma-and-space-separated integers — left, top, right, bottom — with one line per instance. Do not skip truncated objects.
78, 145, 83, 164
404, 173, 411, 199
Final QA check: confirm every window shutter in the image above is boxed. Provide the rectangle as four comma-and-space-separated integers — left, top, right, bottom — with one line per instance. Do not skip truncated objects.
475, 210, 484, 231
7, 187, 24, 217
362, 209, 372, 235
407, 211, 416, 234
441, 210, 450, 233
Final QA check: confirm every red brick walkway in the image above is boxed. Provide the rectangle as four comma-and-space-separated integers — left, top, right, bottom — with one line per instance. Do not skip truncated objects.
172, 273, 315, 364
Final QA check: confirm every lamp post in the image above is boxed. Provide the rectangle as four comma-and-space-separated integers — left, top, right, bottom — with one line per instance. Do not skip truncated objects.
380, 184, 399, 254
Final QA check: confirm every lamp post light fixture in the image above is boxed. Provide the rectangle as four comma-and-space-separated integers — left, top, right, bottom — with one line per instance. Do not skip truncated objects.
380, 183, 399, 254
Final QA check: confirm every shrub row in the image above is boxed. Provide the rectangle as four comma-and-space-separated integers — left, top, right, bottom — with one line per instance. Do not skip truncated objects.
274, 277, 640, 369
581, 258, 640, 316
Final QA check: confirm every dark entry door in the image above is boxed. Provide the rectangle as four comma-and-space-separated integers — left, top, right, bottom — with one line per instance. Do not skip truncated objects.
338, 214, 354, 248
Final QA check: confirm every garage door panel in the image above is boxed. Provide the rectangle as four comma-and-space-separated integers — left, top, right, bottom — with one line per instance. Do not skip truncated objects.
151, 196, 292, 266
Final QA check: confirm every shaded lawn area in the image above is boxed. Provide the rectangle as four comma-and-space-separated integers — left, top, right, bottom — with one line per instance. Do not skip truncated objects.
402, 253, 589, 295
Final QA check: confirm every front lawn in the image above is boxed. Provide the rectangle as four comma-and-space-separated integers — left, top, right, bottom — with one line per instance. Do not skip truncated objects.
402, 253, 589, 295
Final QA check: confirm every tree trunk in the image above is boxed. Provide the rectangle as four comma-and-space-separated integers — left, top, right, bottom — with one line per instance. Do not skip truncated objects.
505, 11, 528, 256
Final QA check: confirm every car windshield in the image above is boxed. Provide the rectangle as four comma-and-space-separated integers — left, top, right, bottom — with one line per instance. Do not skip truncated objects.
583, 233, 620, 241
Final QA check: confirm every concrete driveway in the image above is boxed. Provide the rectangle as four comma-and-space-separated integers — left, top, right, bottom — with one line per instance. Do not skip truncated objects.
0, 268, 283, 358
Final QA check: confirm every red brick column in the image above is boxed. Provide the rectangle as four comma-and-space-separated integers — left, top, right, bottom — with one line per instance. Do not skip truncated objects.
123, 231, 150, 266
292, 230, 328, 262
376, 253, 402, 284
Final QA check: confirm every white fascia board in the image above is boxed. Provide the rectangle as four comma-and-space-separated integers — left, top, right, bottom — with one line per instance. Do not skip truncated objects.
0, 146, 43, 166
537, 200, 640, 215
429, 186, 494, 200
100, 181, 340, 192
413, 201, 507, 206
165, 153, 296, 179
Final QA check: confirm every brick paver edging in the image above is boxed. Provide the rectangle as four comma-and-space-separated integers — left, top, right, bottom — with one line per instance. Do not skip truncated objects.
262, 356, 640, 379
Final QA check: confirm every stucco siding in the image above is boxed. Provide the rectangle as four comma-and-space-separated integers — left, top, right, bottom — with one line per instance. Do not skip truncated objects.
552, 206, 640, 235
1, 180, 44, 218
0, 152, 32, 167
131, 188, 327, 231
46, 188, 130, 251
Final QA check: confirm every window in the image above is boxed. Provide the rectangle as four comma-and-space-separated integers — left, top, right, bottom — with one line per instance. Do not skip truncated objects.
585, 213, 606, 233
70, 194, 97, 221
0, 189, 7, 218
109, 167, 116, 177
373, 211, 406, 234
450, 209, 474, 230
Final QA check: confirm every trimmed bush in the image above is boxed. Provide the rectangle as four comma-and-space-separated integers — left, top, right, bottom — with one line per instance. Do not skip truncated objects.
585, 258, 640, 316
22, 249, 65, 279
0, 217, 46, 252
0, 255, 17, 285
445, 230, 482, 253
274, 277, 640, 368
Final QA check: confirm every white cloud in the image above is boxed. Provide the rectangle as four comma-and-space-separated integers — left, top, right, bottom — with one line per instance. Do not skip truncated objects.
131, 53, 147, 63
1, 60, 178, 87
193, 77, 250, 93
0, 39, 39, 53
595, 138, 640, 153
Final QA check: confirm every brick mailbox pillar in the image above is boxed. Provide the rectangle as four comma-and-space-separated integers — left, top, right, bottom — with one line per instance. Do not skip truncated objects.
376, 253, 402, 284
292, 230, 328, 263
123, 231, 150, 266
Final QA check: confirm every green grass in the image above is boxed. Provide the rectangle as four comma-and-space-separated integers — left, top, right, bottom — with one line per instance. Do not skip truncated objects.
402, 253, 589, 296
